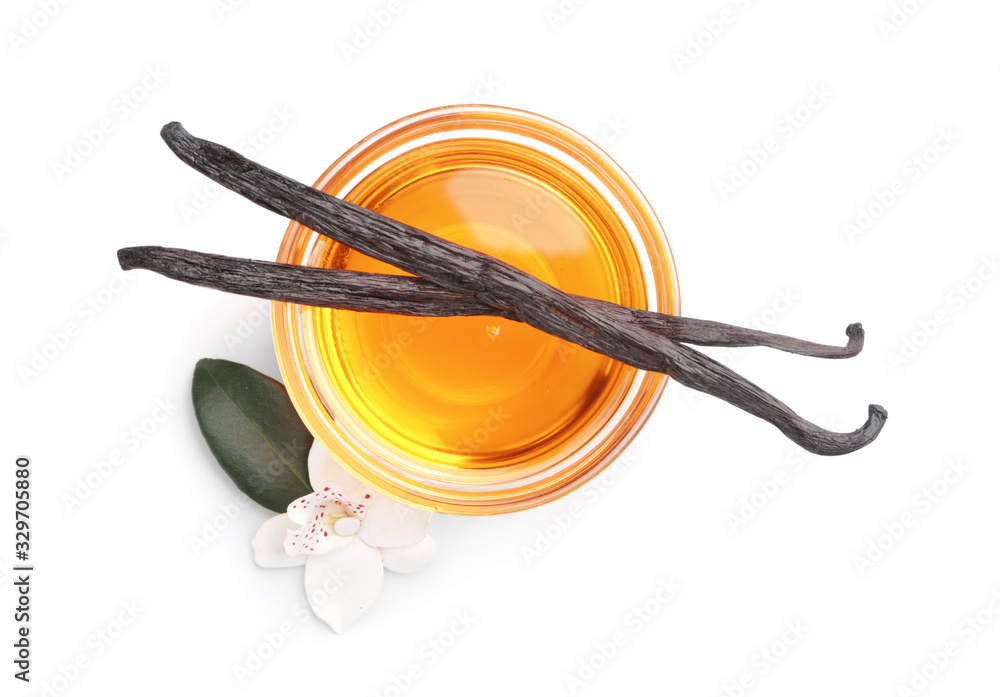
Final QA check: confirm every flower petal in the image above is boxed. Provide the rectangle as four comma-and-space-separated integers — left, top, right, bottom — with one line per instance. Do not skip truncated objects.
380, 535, 438, 573
286, 483, 350, 524
308, 440, 362, 496
285, 484, 366, 556
304, 539, 384, 633
358, 494, 432, 548
251, 514, 305, 568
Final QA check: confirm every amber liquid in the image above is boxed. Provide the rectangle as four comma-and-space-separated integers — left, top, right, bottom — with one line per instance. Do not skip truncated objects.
310, 138, 647, 471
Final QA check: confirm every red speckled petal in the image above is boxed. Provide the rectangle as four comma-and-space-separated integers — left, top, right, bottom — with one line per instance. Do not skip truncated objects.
285, 484, 363, 555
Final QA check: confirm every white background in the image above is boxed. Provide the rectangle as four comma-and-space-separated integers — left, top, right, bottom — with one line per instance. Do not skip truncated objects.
2, 0, 999, 695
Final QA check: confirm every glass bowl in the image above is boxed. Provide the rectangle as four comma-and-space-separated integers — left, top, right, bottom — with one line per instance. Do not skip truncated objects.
272, 105, 679, 514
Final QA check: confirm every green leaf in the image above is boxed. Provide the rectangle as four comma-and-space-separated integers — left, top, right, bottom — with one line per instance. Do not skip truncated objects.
192, 358, 313, 512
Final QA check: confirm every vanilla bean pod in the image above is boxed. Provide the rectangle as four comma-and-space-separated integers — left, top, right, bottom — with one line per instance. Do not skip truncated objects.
156, 122, 887, 455
118, 245, 863, 359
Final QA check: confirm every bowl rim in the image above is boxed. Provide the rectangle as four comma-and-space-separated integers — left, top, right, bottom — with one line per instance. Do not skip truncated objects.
271, 104, 681, 515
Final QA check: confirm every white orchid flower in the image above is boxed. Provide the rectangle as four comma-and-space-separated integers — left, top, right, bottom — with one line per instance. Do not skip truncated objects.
251, 441, 437, 632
